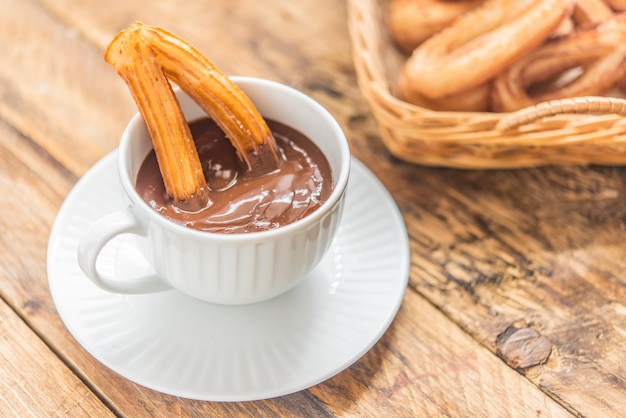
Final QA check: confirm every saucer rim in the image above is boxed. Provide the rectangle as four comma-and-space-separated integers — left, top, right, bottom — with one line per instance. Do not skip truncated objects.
46, 151, 410, 401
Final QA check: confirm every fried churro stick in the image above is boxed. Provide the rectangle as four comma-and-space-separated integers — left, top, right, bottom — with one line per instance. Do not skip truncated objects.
105, 21, 279, 202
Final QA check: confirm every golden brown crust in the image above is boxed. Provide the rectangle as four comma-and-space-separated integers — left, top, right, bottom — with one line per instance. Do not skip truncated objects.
605, 0, 626, 11
491, 15, 626, 112
397, 77, 491, 111
396, 0, 573, 100
105, 24, 206, 202
105, 22, 279, 201
388, 0, 484, 53
572, 0, 614, 28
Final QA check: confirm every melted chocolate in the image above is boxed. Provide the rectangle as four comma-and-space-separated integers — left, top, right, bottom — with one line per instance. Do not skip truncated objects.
135, 118, 333, 233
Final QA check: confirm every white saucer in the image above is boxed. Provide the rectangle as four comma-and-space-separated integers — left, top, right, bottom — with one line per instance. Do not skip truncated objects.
47, 152, 409, 402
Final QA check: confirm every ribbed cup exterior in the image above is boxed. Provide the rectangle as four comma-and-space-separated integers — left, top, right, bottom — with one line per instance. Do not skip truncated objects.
142, 195, 344, 305
113, 77, 350, 305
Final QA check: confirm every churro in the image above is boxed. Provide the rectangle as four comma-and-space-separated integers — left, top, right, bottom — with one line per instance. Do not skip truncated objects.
105, 22, 279, 202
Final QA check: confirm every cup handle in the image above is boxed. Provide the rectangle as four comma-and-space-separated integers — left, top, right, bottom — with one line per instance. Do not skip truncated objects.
77, 208, 172, 294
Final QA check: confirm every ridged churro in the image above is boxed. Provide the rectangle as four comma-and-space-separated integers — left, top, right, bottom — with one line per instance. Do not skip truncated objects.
105, 22, 279, 202
396, 0, 572, 100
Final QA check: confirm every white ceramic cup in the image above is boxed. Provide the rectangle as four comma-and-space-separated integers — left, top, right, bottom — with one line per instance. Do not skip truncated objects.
77, 77, 350, 305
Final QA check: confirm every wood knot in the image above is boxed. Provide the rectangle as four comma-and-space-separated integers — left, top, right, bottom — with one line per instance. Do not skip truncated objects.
496, 326, 552, 371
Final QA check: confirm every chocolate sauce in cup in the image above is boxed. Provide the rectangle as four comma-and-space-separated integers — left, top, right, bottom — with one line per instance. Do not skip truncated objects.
135, 118, 333, 234
77, 77, 351, 305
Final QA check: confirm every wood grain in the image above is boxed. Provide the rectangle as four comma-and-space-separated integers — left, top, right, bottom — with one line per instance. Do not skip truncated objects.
390, 162, 626, 416
310, 291, 573, 417
0, 297, 114, 417
0, 0, 623, 416
0, 0, 136, 176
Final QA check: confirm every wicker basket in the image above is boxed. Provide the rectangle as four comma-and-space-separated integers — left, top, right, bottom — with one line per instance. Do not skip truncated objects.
347, 0, 626, 169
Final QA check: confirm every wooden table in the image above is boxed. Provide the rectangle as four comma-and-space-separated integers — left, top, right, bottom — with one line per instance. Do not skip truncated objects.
1, 0, 624, 416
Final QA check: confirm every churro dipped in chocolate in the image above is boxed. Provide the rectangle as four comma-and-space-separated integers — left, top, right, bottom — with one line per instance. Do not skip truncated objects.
104, 22, 280, 204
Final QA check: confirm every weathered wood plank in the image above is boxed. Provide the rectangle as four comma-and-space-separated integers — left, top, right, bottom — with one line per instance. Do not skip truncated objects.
0, 0, 617, 416
33, 0, 370, 158
310, 290, 574, 417
386, 161, 626, 416
0, 297, 115, 417
0, 0, 136, 176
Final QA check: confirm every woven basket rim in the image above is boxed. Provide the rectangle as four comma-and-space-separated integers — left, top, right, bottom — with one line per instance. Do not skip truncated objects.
347, 0, 626, 168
